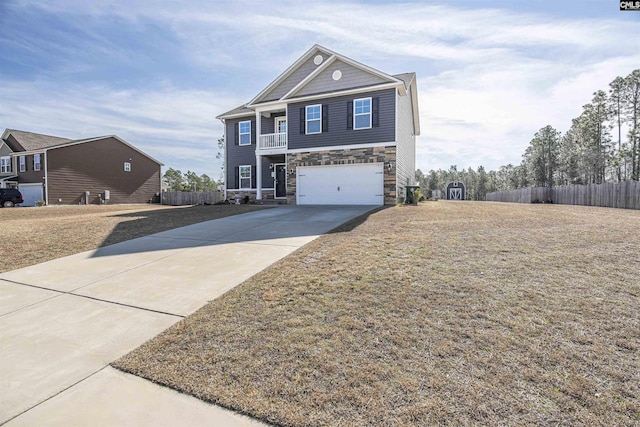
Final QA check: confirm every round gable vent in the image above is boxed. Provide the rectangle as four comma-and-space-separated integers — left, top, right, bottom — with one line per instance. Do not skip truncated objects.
313, 55, 323, 65
332, 70, 342, 81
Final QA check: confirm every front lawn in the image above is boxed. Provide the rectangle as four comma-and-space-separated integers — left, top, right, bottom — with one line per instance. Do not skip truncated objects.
114, 202, 640, 426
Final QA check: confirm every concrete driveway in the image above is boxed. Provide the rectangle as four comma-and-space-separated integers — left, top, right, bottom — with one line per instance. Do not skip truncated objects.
0, 205, 376, 426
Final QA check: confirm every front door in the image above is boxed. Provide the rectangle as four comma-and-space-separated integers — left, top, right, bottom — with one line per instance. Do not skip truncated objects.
275, 163, 287, 198
449, 188, 462, 200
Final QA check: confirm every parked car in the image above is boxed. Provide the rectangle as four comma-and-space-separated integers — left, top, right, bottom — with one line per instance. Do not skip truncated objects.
0, 188, 24, 207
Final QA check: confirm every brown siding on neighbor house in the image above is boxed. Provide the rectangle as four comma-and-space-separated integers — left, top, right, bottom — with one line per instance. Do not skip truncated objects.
46, 137, 160, 204
17, 154, 46, 184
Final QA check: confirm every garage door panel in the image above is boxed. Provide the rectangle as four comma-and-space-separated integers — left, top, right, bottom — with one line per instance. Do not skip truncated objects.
297, 163, 383, 205
19, 184, 43, 207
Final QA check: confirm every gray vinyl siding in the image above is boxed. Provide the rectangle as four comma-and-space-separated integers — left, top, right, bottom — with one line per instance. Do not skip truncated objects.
293, 59, 389, 98
259, 53, 330, 102
287, 88, 396, 151
260, 154, 285, 188
0, 142, 12, 157
260, 112, 286, 135
395, 85, 417, 197
225, 116, 257, 189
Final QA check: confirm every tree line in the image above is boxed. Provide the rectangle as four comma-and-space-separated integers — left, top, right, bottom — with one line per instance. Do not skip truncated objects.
417, 69, 640, 199
163, 168, 219, 192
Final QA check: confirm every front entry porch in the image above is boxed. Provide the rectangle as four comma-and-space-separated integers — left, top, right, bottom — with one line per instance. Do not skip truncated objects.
255, 154, 287, 202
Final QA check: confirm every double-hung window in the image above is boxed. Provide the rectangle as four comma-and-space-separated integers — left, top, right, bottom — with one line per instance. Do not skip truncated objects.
33, 154, 41, 171
0, 157, 10, 174
354, 97, 372, 130
19, 156, 26, 172
239, 165, 251, 189
306, 105, 321, 134
239, 121, 251, 146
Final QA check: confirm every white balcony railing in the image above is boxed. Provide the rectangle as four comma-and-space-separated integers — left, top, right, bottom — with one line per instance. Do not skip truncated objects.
259, 132, 287, 150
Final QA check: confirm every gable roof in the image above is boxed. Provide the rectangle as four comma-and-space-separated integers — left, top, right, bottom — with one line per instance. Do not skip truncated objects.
217, 45, 420, 135
216, 104, 254, 120
248, 44, 404, 107
1, 129, 163, 165
1, 129, 72, 151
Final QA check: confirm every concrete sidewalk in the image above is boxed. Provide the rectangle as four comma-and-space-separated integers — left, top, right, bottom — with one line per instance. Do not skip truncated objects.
0, 205, 376, 426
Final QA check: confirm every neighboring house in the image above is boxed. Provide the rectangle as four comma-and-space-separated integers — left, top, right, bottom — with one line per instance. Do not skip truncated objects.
0, 129, 163, 206
216, 44, 420, 205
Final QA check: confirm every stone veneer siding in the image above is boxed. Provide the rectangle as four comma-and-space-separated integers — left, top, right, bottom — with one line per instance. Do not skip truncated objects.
286, 146, 397, 205
226, 189, 278, 203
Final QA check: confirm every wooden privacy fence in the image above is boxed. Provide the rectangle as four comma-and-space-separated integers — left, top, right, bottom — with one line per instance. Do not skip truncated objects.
161, 191, 223, 206
486, 181, 640, 210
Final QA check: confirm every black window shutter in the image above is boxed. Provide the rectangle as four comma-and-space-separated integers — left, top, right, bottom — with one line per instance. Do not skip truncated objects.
300, 108, 305, 134
372, 97, 380, 127
251, 120, 256, 145
234, 167, 239, 188
347, 101, 353, 130
322, 104, 328, 132
251, 165, 257, 189
235, 123, 239, 145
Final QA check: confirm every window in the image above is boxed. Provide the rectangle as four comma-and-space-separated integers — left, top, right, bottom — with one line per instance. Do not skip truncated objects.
239, 165, 251, 189
239, 121, 251, 146
354, 97, 372, 129
124, 162, 131, 172
306, 104, 321, 134
33, 154, 41, 171
19, 156, 26, 172
0, 157, 11, 174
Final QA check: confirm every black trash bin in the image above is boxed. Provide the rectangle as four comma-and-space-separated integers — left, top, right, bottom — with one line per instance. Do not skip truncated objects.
405, 185, 420, 205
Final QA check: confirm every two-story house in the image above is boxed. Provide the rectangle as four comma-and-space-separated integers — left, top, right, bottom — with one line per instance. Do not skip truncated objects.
1, 129, 162, 206
216, 45, 420, 205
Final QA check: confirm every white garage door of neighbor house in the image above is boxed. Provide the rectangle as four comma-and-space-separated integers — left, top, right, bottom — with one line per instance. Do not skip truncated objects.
19, 184, 43, 207
297, 163, 384, 205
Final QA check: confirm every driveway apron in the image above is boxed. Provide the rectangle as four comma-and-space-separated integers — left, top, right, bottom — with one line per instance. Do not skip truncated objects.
0, 205, 376, 426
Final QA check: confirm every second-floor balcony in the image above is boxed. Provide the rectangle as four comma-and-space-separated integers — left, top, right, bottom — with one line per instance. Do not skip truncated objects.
258, 132, 287, 150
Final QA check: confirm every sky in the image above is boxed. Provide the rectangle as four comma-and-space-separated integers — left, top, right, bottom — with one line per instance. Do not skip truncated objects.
1, 0, 639, 179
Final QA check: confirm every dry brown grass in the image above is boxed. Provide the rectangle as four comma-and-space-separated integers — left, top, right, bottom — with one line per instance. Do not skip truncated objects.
1, 204, 267, 272
114, 202, 640, 426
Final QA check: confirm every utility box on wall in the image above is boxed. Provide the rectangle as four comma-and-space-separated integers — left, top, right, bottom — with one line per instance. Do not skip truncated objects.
104, 190, 110, 202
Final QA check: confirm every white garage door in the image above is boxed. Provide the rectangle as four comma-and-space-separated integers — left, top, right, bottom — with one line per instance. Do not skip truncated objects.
297, 163, 384, 205
19, 183, 43, 207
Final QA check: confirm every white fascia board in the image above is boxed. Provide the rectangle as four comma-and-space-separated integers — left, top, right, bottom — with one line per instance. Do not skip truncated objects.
255, 82, 403, 108
217, 110, 255, 120
254, 102, 287, 114
281, 55, 337, 100
410, 79, 421, 136
286, 141, 396, 154
248, 45, 327, 106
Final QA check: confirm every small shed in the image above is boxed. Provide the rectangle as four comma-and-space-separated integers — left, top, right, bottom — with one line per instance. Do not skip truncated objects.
447, 182, 465, 200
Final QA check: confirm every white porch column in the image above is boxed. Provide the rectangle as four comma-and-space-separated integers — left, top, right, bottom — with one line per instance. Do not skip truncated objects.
255, 111, 262, 200
256, 153, 262, 200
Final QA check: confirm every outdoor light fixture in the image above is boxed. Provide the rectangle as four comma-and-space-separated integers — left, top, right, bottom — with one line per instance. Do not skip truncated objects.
386, 162, 394, 171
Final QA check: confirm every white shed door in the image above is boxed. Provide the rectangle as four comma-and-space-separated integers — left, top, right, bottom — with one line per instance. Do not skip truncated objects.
19, 183, 43, 207
297, 163, 384, 205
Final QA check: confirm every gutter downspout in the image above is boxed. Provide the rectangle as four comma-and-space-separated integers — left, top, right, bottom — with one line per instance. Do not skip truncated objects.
44, 151, 49, 205
220, 118, 228, 202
